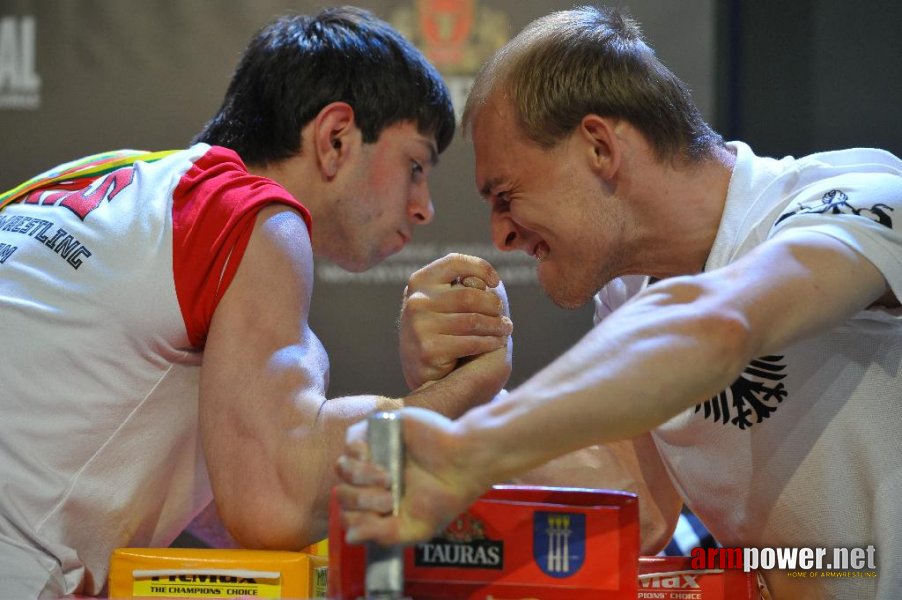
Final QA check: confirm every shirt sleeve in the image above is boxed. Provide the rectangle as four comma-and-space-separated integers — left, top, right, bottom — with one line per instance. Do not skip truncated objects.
170, 147, 312, 348
593, 275, 651, 326
768, 170, 902, 303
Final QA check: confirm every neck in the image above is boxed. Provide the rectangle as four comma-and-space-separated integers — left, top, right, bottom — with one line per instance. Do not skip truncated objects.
620, 144, 736, 279
247, 152, 327, 218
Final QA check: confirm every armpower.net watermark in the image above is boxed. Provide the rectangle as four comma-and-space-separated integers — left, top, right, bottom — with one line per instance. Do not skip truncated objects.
690, 545, 878, 579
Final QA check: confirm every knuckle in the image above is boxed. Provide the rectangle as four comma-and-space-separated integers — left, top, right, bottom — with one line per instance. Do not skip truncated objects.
405, 290, 430, 306
419, 338, 440, 362
454, 289, 480, 312
464, 313, 482, 332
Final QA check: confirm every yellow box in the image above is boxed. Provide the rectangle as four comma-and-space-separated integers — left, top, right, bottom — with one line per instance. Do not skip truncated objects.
300, 538, 328, 557
108, 547, 328, 599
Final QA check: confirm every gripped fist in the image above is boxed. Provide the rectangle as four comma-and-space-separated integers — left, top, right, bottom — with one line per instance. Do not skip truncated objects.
400, 253, 512, 390
335, 407, 489, 547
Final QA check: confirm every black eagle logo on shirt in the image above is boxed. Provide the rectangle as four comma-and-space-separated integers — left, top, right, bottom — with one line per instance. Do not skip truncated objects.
775, 189, 894, 229
695, 355, 787, 429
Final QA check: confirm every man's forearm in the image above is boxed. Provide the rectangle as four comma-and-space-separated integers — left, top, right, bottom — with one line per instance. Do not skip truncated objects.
224, 349, 510, 549
404, 345, 510, 418
454, 278, 754, 490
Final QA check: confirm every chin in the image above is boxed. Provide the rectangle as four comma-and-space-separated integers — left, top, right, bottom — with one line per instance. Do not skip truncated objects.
330, 254, 375, 273
344, 263, 371, 273
548, 291, 594, 310
539, 274, 595, 310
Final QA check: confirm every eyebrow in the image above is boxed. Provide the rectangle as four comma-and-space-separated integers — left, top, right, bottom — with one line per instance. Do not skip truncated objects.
420, 138, 439, 167
479, 177, 503, 199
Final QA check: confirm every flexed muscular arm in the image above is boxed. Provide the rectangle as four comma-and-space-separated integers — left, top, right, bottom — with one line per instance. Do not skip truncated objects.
198, 208, 512, 549
338, 230, 890, 547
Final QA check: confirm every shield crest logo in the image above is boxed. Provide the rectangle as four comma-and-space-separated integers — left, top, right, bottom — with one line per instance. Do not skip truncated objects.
417, 0, 475, 66
533, 511, 586, 578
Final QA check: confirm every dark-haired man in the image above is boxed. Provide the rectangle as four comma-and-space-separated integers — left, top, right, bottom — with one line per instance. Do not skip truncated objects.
0, 7, 511, 596
337, 6, 902, 598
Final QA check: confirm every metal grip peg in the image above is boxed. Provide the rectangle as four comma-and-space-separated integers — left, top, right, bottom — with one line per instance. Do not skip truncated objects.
364, 411, 408, 600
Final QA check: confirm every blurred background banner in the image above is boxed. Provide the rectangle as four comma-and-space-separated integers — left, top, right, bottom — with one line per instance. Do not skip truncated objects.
2, 0, 898, 397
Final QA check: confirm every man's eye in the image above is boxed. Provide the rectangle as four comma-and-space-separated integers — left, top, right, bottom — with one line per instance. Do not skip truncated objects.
411, 161, 424, 178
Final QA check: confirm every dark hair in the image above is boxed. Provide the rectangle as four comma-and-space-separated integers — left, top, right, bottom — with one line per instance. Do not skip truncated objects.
464, 5, 721, 163
193, 6, 455, 166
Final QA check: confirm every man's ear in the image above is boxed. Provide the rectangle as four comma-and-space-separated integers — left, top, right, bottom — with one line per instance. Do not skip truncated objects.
579, 114, 621, 181
312, 101, 358, 179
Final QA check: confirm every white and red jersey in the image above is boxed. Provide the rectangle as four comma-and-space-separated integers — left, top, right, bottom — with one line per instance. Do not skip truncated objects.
595, 142, 902, 599
0, 144, 311, 596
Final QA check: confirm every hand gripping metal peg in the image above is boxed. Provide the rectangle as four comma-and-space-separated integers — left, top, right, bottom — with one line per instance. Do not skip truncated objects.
363, 411, 410, 600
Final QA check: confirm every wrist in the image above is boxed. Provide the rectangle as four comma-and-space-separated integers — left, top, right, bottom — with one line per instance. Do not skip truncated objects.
448, 414, 501, 499
452, 401, 520, 492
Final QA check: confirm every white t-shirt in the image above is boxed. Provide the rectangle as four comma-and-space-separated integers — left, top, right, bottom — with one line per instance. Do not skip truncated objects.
594, 141, 902, 599
0, 145, 310, 596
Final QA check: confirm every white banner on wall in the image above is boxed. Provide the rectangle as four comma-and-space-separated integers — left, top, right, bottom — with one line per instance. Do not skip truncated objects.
0, 15, 41, 109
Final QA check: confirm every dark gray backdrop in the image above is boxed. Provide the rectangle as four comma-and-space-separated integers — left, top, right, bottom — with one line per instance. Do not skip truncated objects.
0, 0, 715, 397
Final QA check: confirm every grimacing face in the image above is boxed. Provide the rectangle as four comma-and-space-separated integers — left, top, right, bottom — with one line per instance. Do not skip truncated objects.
472, 100, 629, 308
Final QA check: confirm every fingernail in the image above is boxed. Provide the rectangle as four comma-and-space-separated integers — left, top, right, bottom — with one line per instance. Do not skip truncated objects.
461, 276, 486, 290
345, 529, 361, 544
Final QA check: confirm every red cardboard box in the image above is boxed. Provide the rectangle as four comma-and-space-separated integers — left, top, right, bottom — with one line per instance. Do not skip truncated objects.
330, 485, 639, 599
638, 556, 766, 600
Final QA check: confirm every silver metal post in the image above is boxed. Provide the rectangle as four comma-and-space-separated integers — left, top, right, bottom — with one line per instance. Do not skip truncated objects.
364, 411, 407, 600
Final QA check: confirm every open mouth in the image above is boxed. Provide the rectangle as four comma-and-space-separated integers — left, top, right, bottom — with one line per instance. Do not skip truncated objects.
533, 241, 550, 261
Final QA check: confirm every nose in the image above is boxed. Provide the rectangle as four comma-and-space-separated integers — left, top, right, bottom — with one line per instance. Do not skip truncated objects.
409, 183, 435, 225
491, 210, 523, 252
